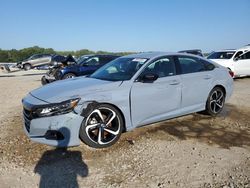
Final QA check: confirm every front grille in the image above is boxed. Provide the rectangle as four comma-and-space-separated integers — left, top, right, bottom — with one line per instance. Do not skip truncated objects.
23, 108, 32, 132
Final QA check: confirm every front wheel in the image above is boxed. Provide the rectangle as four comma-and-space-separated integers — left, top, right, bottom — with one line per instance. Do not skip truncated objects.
205, 87, 225, 116
79, 104, 124, 148
41, 76, 49, 85
23, 63, 32, 70
62, 73, 76, 79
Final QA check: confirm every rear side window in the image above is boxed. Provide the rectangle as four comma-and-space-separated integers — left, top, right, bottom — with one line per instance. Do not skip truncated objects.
234, 51, 243, 59
200, 59, 215, 71
31, 55, 41, 59
35, 55, 43, 59
177, 56, 206, 74
40, 54, 49, 58
85, 57, 100, 66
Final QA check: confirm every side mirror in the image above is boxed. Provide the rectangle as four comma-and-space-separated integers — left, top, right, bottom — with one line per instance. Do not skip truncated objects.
140, 73, 159, 83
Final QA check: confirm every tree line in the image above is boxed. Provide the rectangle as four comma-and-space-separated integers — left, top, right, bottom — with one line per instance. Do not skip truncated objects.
0, 46, 133, 62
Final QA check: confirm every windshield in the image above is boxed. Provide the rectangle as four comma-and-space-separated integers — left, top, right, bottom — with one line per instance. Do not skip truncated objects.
76, 55, 92, 64
27, 55, 36, 60
90, 57, 148, 81
207, 51, 235, 59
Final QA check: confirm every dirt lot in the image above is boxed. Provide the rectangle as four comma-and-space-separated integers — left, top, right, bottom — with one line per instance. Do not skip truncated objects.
0, 70, 249, 188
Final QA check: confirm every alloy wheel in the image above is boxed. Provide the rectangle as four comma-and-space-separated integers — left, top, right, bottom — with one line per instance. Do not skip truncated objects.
209, 90, 224, 114
85, 107, 121, 145
65, 74, 75, 79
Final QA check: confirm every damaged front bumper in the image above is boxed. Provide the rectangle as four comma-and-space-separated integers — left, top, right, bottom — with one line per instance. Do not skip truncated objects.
41, 74, 56, 85
22, 94, 84, 147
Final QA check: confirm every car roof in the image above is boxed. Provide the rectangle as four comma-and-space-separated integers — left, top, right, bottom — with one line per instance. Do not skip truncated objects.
212, 50, 236, 53
237, 46, 250, 51
93, 54, 120, 57
179, 49, 202, 53
79, 54, 120, 58
122, 51, 200, 60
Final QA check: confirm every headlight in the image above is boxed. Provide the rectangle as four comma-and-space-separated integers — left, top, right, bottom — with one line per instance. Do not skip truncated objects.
34, 98, 80, 117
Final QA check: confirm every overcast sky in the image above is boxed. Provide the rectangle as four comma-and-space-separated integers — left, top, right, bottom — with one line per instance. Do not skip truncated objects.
0, 0, 250, 52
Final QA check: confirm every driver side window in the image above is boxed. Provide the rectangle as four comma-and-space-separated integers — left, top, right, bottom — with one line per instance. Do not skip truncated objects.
141, 57, 176, 78
239, 51, 250, 60
85, 57, 100, 66
234, 51, 243, 59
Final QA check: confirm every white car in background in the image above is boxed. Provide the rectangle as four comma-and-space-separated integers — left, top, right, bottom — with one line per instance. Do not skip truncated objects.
207, 45, 250, 77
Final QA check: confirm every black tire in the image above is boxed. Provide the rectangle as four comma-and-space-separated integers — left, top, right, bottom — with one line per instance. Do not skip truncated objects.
205, 87, 225, 116
79, 104, 124, 148
62, 73, 76, 79
41, 76, 48, 85
23, 63, 32, 71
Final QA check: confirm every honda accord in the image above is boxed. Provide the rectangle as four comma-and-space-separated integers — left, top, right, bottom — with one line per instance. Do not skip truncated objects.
22, 52, 233, 148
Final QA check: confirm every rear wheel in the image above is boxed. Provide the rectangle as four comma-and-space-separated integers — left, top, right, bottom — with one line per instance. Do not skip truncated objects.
62, 73, 76, 79
79, 104, 124, 148
23, 63, 32, 70
205, 87, 225, 116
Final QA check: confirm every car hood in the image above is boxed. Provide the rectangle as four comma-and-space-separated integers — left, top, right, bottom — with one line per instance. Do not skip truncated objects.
30, 77, 122, 103
209, 59, 232, 67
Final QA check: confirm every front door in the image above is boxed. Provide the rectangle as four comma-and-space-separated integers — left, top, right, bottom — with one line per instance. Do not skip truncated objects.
234, 51, 250, 76
130, 56, 181, 127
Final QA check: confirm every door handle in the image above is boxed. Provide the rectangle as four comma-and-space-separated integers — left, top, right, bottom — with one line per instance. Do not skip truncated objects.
169, 80, 180, 85
204, 75, 212, 80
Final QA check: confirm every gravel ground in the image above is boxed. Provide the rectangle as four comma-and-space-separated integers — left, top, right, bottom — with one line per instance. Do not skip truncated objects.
0, 70, 249, 188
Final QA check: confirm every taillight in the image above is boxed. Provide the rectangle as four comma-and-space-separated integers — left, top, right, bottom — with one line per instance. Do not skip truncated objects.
228, 70, 234, 77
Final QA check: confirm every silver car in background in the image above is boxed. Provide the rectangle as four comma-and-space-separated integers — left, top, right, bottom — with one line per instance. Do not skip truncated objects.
18, 54, 52, 70
22, 52, 233, 148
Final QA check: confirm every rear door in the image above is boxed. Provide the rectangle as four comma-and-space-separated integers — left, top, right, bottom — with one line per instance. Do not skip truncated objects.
176, 55, 215, 111
33, 55, 51, 66
234, 51, 250, 75
131, 56, 182, 126
28, 55, 41, 66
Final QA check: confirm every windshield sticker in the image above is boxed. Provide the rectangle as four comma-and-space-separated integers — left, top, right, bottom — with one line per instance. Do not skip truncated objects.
132, 58, 147, 63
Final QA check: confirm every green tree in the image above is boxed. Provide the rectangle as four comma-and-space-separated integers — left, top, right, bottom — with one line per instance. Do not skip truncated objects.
0, 46, 134, 62
0, 49, 8, 62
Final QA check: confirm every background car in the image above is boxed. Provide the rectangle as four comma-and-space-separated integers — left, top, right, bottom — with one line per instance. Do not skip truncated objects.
22, 52, 233, 148
178, 49, 203, 56
57, 54, 120, 79
18, 54, 53, 70
51, 54, 67, 64
41, 54, 119, 85
207, 45, 250, 77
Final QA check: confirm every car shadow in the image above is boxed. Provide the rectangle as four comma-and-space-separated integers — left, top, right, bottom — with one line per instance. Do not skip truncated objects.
234, 76, 250, 80
0, 75, 16, 77
34, 127, 88, 188
0, 73, 45, 77
22, 73, 45, 76
142, 104, 250, 149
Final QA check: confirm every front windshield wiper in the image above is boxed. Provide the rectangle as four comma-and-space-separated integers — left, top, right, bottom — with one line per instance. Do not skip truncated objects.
89, 76, 117, 81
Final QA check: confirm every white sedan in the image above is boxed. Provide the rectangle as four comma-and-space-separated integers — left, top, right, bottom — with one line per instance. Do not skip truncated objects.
207, 46, 250, 77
